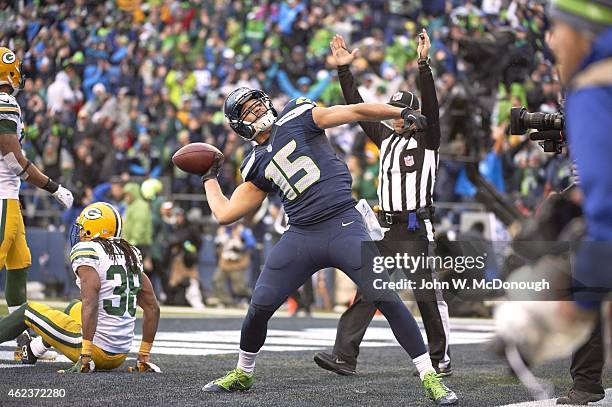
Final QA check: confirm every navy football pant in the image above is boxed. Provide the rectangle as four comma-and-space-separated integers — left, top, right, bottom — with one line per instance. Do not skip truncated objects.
240, 208, 428, 359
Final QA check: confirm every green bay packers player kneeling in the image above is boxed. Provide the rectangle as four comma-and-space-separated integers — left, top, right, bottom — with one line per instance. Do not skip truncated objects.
0, 202, 161, 373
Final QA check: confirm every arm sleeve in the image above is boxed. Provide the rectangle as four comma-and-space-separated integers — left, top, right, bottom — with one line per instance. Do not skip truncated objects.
418, 61, 441, 150
337, 65, 392, 148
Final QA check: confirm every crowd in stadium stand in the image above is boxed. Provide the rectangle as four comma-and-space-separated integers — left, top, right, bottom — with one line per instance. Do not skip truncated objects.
0, 0, 572, 307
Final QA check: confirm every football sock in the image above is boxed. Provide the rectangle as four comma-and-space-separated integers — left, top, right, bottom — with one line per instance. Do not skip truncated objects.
413, 352, 436, 380
237, 349, 258, 374
0, 303, 27, 342
30, 336, 50, 357
5, 267, 27, 308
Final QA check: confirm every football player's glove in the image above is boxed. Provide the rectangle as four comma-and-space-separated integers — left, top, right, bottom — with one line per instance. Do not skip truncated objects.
201, 152, 225, 184
401, 107, 427, 131
128, 360, 162, 373
52, 184, 74, 208
58, 356, 95, 373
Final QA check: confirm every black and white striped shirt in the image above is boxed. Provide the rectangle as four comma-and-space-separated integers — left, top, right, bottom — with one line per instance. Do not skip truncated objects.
337, 61, 441, 212
377, 126, 439, 211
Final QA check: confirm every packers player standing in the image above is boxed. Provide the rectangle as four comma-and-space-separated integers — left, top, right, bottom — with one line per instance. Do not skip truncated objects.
0, 202, 161, 373
0, 47, 74, 354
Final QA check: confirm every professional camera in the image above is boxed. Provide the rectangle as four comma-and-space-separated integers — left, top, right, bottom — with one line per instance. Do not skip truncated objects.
510, 107, 565, 154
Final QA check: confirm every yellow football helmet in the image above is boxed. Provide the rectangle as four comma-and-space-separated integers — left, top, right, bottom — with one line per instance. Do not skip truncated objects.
73, 202, 123, 242
0, 47, 24, 95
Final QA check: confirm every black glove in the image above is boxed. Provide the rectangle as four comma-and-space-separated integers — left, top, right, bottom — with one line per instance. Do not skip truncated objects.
401, 107, 427, 131
201, 152, 225, 184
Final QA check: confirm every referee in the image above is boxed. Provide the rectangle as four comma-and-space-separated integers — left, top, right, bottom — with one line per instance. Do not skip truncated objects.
314, 30, 452, 376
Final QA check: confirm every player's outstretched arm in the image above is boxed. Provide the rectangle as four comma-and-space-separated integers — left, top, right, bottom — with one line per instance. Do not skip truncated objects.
204, 179, 267, 225
0, 132, 73, 208
134, 272, 161, 372
72, 265, 100, 373
311, 103, 404, 129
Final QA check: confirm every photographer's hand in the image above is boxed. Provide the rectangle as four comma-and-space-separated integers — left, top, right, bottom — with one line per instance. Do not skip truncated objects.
417, 29, 431, 60
330, 34, 358, 67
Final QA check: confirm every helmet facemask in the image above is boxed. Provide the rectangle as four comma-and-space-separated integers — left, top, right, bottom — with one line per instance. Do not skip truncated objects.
238, 98, 276, 140
12, 61, 25, 96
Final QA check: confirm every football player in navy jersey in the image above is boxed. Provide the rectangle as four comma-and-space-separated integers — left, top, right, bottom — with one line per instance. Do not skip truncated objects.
200, 88, 458, 405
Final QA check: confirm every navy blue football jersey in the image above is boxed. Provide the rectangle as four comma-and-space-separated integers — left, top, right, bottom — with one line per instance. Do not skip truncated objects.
240, 97, 355, 226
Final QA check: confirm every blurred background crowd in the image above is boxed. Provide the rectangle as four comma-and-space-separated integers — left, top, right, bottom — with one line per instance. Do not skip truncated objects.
0, 0, 570, 312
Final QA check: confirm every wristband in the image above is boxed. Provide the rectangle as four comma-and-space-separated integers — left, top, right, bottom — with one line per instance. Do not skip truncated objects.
42, 177, 59, 193
81, 339, 93, 356
139, 341, 153, 357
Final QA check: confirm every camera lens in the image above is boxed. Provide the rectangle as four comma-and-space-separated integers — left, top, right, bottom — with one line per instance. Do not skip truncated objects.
510, 107, 564, 134
510, 107, 527, 135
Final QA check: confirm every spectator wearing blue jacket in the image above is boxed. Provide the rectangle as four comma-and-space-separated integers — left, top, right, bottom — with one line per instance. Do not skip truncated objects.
278, 0, 305, 34
127, 133, 161, 178
92, 178, 126, 215
546, 1, 612, 404
276, 71, 331, 102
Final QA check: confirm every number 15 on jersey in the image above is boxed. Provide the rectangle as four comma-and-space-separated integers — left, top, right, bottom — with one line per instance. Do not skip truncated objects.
265, 139, 320, 200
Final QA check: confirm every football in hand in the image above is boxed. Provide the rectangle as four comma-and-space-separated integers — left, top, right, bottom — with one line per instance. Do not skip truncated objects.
172, 143, 223, 175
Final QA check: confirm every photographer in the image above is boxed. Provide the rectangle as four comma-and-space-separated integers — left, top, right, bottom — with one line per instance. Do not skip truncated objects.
549, 1, 612, 403
495, 1, 612, 404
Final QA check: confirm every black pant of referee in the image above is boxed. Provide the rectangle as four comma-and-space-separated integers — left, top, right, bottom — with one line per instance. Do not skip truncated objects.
314, 208, 452, 376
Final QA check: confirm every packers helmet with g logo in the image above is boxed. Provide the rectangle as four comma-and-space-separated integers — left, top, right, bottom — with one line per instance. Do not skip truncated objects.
0, 47, 24, 95
73, 202, 123, 243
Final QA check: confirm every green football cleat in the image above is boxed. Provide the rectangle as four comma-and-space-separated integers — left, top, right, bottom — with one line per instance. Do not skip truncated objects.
422, 371, 458, 406
202, 368, 254, 393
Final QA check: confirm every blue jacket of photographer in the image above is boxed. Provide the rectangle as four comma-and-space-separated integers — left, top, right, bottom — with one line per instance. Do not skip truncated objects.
566, 27, 612, 309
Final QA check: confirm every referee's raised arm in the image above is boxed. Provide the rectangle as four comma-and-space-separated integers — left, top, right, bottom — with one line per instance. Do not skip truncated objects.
330, 34, 393, 147
416, 29, 441, 150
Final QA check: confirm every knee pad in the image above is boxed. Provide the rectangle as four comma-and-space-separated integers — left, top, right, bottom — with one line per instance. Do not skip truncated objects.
245, 303, 275, 324
250, 284, 286, 312
374, 290, 404, 313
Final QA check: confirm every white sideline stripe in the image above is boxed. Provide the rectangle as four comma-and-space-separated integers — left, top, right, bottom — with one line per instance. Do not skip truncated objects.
141, 340, 396, 351
500, 388, 612, 406
131, 327, 494, 346
24, 310, 81, 344
0, 351, 71, 363
1, 323, 496, 364
0, 363, 30, 369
